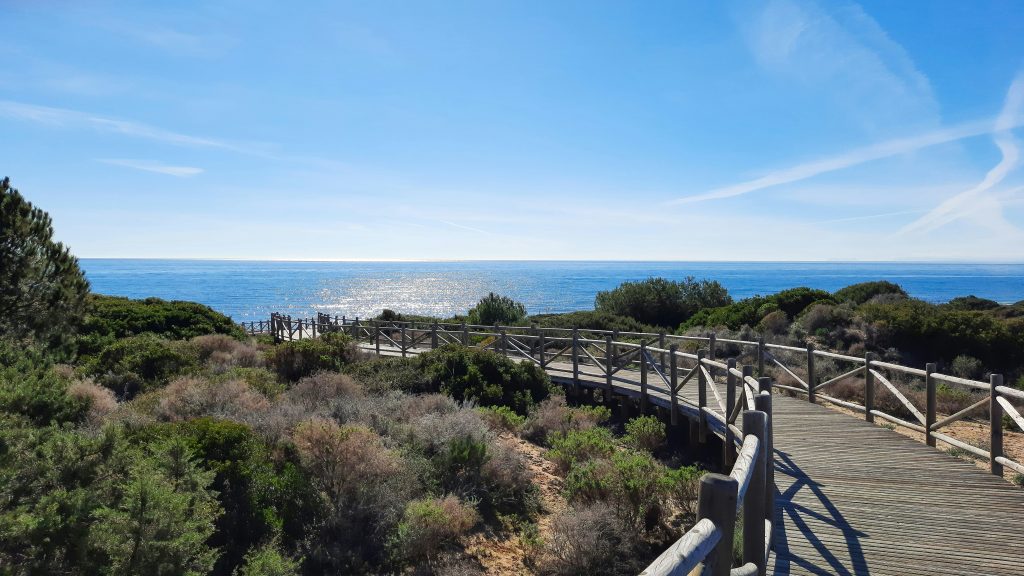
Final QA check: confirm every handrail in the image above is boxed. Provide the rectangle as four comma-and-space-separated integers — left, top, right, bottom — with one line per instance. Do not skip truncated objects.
250, 312, 1023, 571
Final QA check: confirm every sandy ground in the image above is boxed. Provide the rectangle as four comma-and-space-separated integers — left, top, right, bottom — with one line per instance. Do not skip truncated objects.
462, 433, 566, 575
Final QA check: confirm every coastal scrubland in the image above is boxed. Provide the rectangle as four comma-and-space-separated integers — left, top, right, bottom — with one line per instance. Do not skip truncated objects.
4, 177, 1024, 574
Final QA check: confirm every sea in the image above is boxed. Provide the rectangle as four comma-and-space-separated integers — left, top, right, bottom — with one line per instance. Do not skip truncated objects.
79, 260, 1024, 323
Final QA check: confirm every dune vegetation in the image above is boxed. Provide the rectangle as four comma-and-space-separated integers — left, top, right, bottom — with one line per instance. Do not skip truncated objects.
4, 177, 1024, 574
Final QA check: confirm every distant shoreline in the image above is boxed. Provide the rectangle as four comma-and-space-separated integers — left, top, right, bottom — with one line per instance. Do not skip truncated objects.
77, 260, 1024, 321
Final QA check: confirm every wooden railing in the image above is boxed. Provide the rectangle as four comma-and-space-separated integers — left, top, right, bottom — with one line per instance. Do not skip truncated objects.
243, 313, 1021, 574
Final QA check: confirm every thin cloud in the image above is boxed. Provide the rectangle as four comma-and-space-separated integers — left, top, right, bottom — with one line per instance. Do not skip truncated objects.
669, 116, 1022, 205
901, 74, 1024, 235
0, 100, 264, 154
817, 209, 926, 225
97, 159, 204, 177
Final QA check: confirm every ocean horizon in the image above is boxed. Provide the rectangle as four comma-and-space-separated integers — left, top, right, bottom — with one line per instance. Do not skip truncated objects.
79, 259, 1024, 322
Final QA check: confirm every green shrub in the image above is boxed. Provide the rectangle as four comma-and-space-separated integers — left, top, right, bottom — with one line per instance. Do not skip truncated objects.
343, 356, 429, 394
467, 293, 527, 325
662, 465, 702, 518
176, 418, 311, 574
607, 450, 665, 529
623, 416, 666, 453
833, 281, 907, 305
86, 333, 199, 398
564, 459, 614, 503
0, 340, 89, 425
78, 294, 244, 358
266, 332, 358, 382
0, 418, 121, 572
393, 496, 478, 565
478, 405, 526, 432
212, 366, 285, 398
547, 427, 615, 474
945, 295, 1001, 311
234, 541, 302, 576
419, 345, 552, 415
595, 277, 731, 328
529, 310, 654, 333
950, 355, 983, 380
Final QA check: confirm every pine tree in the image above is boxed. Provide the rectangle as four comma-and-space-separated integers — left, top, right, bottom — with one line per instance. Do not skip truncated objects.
0, 177, 90, 350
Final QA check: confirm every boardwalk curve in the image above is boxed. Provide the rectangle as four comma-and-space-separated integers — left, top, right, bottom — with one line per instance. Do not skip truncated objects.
246, 315, 1024, 575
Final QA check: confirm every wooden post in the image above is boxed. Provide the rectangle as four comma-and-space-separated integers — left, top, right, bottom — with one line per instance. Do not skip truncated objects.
743, 409, 768, 576
698, 473, 738, 576
991, 373, 1004, 476
431, 322, 438, 349
708, 333, 717, 361
742, 365, 753, 409
530, 324, 539, 359
604, 334, 614, 395
500, 327, 508, 357
659, 332, 667, 369
354, 316, 360, 339
374, 322, 381, 355
697, 349, 708, 443
725, 358, 737, 467
669, 345, 679, 426
461, 323, 469, 346
806, 342, 816, 403
572, 328, 580, 390
401, 325, 408, 358
538, 329, 547, 368
758, 376, 771, 395
864, 352, 875, 423
925, 363, 937, 447
757, 335, 765, 378
639, 342, 649, 414
754, 390, 774, 529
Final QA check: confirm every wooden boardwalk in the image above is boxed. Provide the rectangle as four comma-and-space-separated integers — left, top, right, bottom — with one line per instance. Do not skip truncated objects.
367, 347, 1024, 574
257, 316, 1024, 575
555, 363, 1024, 575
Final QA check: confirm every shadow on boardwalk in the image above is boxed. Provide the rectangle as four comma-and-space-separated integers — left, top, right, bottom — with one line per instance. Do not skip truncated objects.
771, 449, 869, 576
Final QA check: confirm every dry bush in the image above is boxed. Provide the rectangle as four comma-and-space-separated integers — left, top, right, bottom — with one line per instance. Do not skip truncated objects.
292, 419, 418, 571
538, 502, 645, 576
154, 376, 270, 422
427, 553, 484, 576
522, 396, 606, 445
757, 310, 789, 335
68, 379, 118, 427
395, 496, 478, 565
481, 439, 536, 514
408, 408, 491, 449
398, 393, 460, 422
52, 363, 77, 380
192, 334, 265, 371
287, 372, 363, 409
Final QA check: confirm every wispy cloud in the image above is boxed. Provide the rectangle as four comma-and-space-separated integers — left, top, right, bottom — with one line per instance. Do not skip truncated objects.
97, 159, 204, 177
437, 220, 494, 236
668, 117, 1021, 205
817, 209, 926, 225
740, 0, 939, 132
0, 100, 264, 154
901, 74, 1024, 235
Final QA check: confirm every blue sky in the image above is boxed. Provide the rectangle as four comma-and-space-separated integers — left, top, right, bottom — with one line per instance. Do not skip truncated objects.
2, 0, 1023, 261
